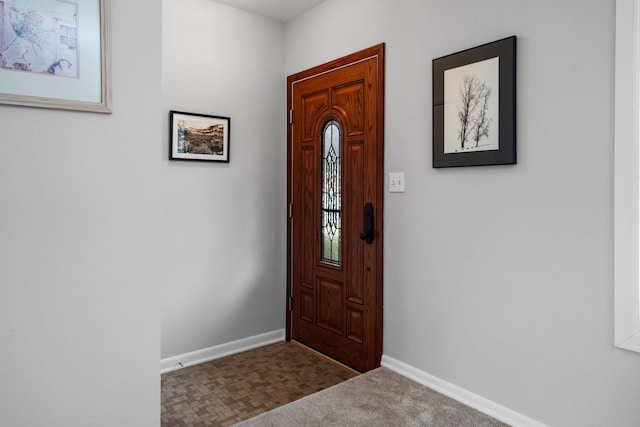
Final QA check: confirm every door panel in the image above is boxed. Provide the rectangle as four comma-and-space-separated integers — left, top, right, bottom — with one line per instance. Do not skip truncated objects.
317, 277, 343, 334
345, 141, 365, 304
286, 44, 384, 373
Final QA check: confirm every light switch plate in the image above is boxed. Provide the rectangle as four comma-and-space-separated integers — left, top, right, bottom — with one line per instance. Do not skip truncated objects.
389, 172, 405, 193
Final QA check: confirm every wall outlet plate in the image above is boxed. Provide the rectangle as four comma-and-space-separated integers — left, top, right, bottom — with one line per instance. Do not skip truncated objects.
389, 172, 405, 193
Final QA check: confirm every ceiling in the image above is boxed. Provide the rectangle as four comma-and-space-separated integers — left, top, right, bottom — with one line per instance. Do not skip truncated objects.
213, 0, 326, 22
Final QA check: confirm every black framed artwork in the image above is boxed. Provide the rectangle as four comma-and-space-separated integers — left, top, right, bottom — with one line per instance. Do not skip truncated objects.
169, 111, 230, 162
433, 36, 516, 168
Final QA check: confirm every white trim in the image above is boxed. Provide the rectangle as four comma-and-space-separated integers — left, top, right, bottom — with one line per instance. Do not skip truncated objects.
614, 0, 640, 353
381, 355, 547, 427
160, 329, 285, 374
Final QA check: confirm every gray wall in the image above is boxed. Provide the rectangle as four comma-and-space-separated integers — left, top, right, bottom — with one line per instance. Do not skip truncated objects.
0, 0, 162, 425
286, 0, 640, 425
161, 0, 286, 359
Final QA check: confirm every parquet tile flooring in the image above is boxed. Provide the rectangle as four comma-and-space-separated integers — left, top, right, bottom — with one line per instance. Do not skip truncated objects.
161, 341, 357, 426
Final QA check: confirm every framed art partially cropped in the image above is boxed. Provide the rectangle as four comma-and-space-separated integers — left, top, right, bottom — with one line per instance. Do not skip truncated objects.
433, 36, 516, 167
0, 0, 111, 113
169, 111, 231, 162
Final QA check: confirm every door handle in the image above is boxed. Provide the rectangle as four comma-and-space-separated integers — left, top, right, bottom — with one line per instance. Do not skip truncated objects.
359, 202, 374, 244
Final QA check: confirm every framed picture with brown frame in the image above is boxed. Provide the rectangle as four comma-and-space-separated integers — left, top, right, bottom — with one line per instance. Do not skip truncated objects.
169, 110, 230, 162
433, 36, 516, 167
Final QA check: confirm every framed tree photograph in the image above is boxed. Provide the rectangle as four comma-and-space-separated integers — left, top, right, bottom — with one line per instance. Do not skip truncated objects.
433, 36, 516, 167
169, 111, 230, 162
0, 0, 111, 113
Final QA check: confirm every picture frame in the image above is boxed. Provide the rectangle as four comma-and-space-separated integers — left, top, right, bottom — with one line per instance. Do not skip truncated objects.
433, 36, 516, 168
169, 111, 231, 163
0, 0, 111, 113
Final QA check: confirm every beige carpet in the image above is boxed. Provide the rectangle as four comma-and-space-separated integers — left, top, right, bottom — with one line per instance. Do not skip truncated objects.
234, 367, 508, 427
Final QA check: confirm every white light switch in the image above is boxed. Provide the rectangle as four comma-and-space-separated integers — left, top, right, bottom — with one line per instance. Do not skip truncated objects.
389, 172, 405, 193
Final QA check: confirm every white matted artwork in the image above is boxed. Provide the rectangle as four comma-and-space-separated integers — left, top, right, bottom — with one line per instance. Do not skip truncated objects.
0, 0, 110, 113
432, 36, 516, 167
444, 57, 499, 154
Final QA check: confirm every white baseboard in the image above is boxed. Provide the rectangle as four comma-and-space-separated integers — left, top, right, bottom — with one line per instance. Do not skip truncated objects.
380, 355, 548, 427
161, 329, 285, 374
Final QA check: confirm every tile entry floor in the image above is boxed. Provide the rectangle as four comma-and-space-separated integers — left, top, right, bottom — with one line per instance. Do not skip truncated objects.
161, 341, 357, 426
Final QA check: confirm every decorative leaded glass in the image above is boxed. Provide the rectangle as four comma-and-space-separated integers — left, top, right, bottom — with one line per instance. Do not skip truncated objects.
321, 120, 341, 265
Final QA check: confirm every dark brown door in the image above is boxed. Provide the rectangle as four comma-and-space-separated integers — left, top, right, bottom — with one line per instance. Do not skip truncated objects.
286, 45, 384, 372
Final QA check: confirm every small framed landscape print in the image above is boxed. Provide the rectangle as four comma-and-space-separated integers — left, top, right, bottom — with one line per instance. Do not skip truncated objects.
169, 111, 230, 162
433, 36, 516, 167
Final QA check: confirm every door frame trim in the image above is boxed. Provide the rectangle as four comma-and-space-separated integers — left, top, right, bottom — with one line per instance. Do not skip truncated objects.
285, 44, 385, 368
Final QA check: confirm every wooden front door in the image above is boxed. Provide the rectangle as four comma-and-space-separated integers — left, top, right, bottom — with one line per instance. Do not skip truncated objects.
286, 45, 384, 373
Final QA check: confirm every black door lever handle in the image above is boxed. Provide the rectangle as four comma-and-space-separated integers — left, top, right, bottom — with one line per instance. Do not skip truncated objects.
360, 202, 374, 244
